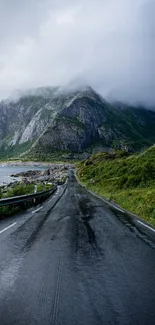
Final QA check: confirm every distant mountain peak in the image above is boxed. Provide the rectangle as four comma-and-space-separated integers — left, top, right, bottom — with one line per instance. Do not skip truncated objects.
0, 86, 155, 160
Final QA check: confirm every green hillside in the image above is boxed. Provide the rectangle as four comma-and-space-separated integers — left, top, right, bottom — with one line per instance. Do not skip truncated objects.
77, 145, 155, 226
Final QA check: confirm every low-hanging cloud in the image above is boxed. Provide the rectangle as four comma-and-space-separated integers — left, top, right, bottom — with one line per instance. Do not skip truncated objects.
0, 0, 154, 106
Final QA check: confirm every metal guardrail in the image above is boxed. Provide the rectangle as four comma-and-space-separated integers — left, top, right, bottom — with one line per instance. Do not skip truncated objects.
0, 186, 57, 207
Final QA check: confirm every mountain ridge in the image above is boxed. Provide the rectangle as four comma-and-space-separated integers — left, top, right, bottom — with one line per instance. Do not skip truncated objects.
0, 86, 155, 160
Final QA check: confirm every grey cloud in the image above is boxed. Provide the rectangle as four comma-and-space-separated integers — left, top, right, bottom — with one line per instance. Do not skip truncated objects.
0, 0, 154, 107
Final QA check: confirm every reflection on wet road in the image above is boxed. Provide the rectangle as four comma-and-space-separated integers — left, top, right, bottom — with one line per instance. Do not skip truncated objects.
0, 174, 155, 325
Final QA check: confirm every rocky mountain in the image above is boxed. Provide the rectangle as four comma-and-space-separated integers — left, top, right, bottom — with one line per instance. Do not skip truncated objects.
0, 86, 155, 160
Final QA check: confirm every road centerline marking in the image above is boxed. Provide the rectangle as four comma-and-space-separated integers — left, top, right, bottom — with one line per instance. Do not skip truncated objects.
0, 222, 17, 235
32, 206, 43, 214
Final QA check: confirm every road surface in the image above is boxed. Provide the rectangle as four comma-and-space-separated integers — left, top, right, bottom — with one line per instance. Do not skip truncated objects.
0, 173, 155, 325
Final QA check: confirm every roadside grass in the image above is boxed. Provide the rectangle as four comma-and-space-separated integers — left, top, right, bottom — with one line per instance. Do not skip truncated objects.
3, 182, 53, 198
77, 146, 155, 227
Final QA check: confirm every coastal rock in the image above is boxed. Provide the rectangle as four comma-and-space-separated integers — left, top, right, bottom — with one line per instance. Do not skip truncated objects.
10, 170, 42, 178
9, 164, 71, 183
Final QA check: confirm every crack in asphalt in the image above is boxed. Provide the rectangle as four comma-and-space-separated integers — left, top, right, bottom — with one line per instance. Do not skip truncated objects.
78, 197, 102, 253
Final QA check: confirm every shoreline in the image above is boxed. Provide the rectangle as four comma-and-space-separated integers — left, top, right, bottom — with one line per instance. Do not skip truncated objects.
0, 161, 74, 167
0, 161, 74, 187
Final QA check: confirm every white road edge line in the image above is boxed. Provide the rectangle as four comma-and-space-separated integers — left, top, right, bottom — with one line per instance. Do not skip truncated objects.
115, 207, 124, 213
76, 176, 155, 233
138, 220, 155, 233
0, 222, 17, 235
32, 206, 43, 214
86, 188, 124, 212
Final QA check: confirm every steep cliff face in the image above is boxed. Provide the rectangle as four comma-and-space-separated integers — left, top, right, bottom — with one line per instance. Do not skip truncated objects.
38, 90, 107, 152
0, 88, 65, 146
0, 86, 155, 159
37, 88, 155, 154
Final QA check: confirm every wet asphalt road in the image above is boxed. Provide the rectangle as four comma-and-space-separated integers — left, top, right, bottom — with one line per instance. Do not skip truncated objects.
0, 174, 155, 325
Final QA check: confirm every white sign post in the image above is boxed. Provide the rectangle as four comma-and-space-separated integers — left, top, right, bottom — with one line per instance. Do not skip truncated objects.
34, 185, 37, 204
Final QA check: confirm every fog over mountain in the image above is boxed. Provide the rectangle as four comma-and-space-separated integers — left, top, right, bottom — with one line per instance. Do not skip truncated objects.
0, 0, 154, 106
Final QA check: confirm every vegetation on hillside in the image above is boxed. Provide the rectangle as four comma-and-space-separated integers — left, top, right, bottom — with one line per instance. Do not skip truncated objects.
77, 146, 155, 227
0, 141, 34, 160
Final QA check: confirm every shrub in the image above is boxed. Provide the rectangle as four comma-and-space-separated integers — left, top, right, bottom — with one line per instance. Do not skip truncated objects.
114, 150, 130, 159
125, 175, 141, 188
6, 183, 34, 197
118, 176, 128, 188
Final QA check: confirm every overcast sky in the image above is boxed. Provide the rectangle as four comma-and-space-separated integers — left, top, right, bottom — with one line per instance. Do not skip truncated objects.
0, 0, 154, 106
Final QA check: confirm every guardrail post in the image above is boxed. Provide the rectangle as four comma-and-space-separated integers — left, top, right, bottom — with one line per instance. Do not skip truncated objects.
34, 185, 37, 204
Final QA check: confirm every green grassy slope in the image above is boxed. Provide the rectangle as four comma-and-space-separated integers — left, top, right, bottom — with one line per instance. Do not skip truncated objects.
77, 146, 155, 227
0, 141, 34, 160
103, 105, 155, 149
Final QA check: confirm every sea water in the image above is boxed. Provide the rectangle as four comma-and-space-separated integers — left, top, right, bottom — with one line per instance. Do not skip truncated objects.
0, 165, 46, 186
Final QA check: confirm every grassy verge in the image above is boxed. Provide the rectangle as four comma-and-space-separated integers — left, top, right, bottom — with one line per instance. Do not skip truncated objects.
77, 146, 155, 227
